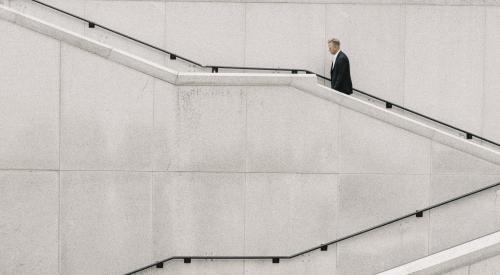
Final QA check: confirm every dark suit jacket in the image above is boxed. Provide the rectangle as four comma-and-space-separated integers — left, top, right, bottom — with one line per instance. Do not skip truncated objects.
330, 51, 353, 95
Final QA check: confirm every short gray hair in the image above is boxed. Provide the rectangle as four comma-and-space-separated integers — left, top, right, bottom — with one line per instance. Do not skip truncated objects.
328, 38, 340, 46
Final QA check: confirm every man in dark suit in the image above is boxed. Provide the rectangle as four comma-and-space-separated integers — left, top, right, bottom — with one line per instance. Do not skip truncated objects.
328, 38, 353, 95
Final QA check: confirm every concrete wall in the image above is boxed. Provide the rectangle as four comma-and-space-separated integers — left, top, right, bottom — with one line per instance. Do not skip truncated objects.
444, 254, 500, 275
3, 10, 500, 275
4, 0, 500, 144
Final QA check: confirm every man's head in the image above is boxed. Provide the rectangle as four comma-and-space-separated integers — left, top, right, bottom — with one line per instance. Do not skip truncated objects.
328, 38, 340, 55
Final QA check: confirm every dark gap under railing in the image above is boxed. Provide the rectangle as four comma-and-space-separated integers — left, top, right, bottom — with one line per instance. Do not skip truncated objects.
125, 181, 500, 274
23, 0, 500, 150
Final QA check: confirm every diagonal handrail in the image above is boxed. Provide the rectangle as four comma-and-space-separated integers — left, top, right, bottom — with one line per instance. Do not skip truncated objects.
124, 181, 500, 274
18, 0, 500, 150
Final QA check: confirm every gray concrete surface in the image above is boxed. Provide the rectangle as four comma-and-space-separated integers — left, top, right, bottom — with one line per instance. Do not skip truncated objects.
5, 0, 500, 144
3, 6, 500, 274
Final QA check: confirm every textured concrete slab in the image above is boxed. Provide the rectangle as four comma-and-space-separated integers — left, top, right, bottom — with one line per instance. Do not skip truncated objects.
245, 3, 325, 75
431, 142, 500, 175
0, 171, 58, 275
244, 173, 338, 255
247, 86, 339, 173
482, 7, 500, 145
152, 79, 177, 171
338, 174, 429, 236
153, 172, 245, 258
60, 43, 154, 171
2, 3, 500, 172
404, 5, 485, 134
429, 181, 500, 254
164, 2, 245, 67
337, 216, 429, 275
155, 86, 246, 172
60, 171, 153, 275
470, 253, 500, 274
0, 19, 59, 170
430, 174, 500, 205
340, 107, 431, 174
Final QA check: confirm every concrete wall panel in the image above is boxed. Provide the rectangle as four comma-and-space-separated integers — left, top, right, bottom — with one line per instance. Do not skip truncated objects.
338, 174, 429, 236
337, 216, 429, 274
152, 79, 177, 171
164, 2, 245, 67
244, 173, 338, 255
60, 171, 153, 275
340, 107, 431, 174
0, 171, 58, 275
429, 181, 500, 254
326, 4, 405, 104
0, 20, 59, 170
153, 172, 245, 257
404, 5, 485, 134
431, 174, 500, 204
482, 7, 500, 143
245, 3, 325, 74
157, 86, 246, 172
431, 142, 500, 175
470, 254, 500, 274
429, 175, 500, 254
60, 43, 154, 171
246, 86, 339, 173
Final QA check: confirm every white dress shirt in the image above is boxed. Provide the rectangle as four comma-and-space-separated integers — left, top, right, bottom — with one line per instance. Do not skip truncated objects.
331, 50, 341, 71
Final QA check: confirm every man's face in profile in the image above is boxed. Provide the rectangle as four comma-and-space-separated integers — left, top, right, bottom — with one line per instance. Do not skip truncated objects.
328, 42, 339, 55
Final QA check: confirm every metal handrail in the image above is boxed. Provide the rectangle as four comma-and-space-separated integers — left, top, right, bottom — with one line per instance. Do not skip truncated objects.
24, 0, 500, 150
125, 181, 500, 274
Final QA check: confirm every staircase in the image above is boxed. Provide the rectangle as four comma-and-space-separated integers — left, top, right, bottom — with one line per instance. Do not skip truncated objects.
2, 2, 500, 275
